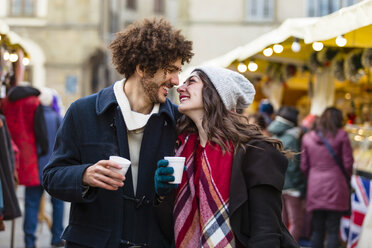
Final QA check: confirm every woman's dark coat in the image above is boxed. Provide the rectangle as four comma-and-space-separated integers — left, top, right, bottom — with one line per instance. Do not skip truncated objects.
229, 139, 299, 247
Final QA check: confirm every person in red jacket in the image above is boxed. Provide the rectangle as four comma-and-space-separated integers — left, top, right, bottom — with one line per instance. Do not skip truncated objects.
2, 85, 48, 248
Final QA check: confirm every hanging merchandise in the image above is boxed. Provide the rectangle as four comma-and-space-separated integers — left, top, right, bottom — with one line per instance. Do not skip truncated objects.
282, 64, 297, 83
317, 47, 339, 66
344, 50, 364, 83
266, 63, 284, 82
308, 52, 322, 73
361, 48, 372, 71
331, 54, 346, 82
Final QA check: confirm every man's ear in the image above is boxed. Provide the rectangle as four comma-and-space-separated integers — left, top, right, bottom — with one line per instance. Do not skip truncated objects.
136, 65, 145, 78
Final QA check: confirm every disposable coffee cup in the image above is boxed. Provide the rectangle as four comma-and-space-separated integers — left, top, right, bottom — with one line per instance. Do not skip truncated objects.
109, 156, 131, 176
164, 156, 185, 184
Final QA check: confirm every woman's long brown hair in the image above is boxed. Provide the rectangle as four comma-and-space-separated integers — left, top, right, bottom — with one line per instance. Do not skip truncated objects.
177, 70, 285, 154
317, 107, 343, 137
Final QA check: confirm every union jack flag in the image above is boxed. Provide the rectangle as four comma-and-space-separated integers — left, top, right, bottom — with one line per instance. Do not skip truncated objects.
340, 175, 372, 248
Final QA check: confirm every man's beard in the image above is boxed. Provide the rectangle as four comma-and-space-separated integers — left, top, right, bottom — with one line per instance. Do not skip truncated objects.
140, 77, 167, 103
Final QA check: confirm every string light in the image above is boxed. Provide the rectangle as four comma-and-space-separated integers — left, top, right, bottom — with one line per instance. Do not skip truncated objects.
248, 61, 258, 72
237, 62, 247, 73
273, 44, 283, 53
3, 51, 9, 61
312, 41, 324, 51
291, 38, 301, 52
9, 53, 18, 62
263, 47, 273, 57
23, 57, 30, 65
336, 35, 347, 47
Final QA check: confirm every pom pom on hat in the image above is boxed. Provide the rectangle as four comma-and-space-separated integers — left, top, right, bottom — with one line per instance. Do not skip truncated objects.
38, 87, 54, 107
193, 66, 255, 110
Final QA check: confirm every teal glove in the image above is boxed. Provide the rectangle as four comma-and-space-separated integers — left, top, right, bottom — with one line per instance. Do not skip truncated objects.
154, 159, 178, 196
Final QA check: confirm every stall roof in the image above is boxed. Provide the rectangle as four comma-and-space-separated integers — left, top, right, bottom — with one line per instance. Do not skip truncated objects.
181, 0, 372, 79
0, 19, 10, 35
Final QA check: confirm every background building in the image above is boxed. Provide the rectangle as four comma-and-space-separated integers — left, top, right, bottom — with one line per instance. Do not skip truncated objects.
0, 0, 361, 107
180, 0, 360, 66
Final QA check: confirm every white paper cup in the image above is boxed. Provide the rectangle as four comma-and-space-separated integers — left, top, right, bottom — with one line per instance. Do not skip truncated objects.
164, 156, 185, 184
109, 156, 131, 176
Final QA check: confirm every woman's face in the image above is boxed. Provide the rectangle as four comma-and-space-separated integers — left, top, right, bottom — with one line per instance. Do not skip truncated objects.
177, 72, 204, 116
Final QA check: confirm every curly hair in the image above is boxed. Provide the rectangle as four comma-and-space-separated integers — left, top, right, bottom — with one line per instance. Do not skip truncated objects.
109, 17, 193, 78
177, 70, 286, 155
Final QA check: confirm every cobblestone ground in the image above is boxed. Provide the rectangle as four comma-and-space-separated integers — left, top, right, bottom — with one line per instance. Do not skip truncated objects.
0, 186, 70, 248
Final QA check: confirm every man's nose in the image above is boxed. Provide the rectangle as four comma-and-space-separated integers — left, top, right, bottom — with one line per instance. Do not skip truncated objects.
170, 73, 179, 86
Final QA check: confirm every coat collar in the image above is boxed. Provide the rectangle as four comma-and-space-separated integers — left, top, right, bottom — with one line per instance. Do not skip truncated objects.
95, 85, 178, 126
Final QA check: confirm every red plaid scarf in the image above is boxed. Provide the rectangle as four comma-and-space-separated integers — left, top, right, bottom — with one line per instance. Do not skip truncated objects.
174, 133, 235, 248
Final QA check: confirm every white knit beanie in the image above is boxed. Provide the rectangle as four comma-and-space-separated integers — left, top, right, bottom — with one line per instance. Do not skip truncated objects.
193, 66, 256, 110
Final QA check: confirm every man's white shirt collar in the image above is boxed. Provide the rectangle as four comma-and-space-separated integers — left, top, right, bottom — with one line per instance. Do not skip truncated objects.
113, 79, 159, 131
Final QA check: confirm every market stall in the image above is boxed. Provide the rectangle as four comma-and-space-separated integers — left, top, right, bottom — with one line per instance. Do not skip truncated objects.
182, 0, 372, 173
0, 19, 30, 97
181, 1, 372, 246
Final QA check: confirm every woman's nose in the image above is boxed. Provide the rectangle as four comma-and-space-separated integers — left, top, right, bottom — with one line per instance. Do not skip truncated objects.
177, 84, 186, 93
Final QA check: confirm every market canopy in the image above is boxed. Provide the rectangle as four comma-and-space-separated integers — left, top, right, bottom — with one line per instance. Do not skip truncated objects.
0, 19, 28, 54
181, 0, 372, 78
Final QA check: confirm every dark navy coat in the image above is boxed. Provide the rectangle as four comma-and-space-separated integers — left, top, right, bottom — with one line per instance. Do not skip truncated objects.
43, 85, 179, 248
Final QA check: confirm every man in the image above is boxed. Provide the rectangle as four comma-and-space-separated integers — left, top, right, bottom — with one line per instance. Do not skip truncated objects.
43, 18, 193, 248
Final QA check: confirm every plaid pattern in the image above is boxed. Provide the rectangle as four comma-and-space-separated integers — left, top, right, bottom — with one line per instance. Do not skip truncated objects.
174, 134, 235, 248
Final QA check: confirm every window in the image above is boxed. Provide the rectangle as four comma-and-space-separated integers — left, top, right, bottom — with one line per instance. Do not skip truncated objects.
126, 0, 137, 10
10, 0, 35, 16
154, 0, 165, 14
307, 0, 359, 17
246, 0, 274, 22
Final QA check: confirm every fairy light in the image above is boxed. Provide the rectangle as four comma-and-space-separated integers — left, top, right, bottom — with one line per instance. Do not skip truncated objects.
354, 135, 363, 142
23, 57, 30, 65
312, 41, 324, 51
9, 53, 18, 62
291, 38, 301, 52
336, 35, 347, 47
237, 62, 247, 73
3, 51, 10, 61
248, 61, 258, 72
273, 44, 283, 53
263, 47, 273, 57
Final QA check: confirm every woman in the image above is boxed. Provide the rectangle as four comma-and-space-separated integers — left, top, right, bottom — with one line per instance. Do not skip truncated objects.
155, 66, 298, 247
301, 107, 354, 248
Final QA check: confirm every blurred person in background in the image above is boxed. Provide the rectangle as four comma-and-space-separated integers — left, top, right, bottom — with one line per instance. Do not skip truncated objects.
1, 69, 49, 248
43, 17, 193, 248
247, 112, 269, 136
268, 106, 306, 242
155, 66, 299, 247
258, 99, 274, 126
23, 87, 65, 248
301, 107, 354, 248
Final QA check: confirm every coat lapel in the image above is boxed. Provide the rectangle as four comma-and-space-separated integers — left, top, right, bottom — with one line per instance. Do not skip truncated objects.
229, 147, 248, 216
